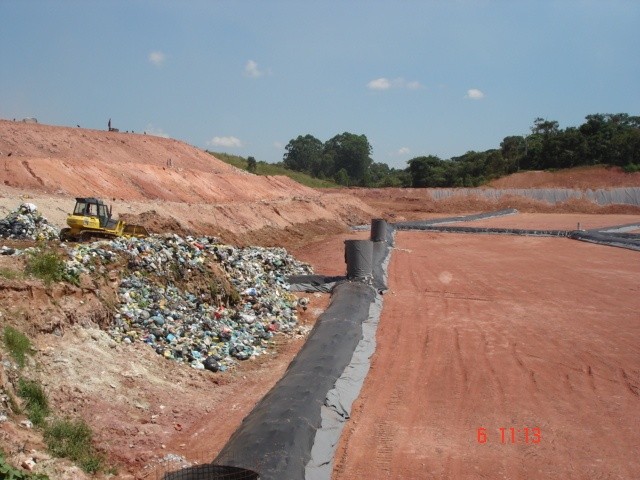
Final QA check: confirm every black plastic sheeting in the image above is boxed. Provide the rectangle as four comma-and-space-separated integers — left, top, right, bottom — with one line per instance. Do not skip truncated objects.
344, 240, 374, 279
184, 221, 395, 480
566, 222, 640, 251
569, 231, 640, 251
396, 217, 640, 251
590, 222, 640, 234
286, 274, 345, 293
289, 218, 395, 294
393, 208, 518, 229
210, 282, 377, 480
396, 225, 571, 237
371, 223, 394, 292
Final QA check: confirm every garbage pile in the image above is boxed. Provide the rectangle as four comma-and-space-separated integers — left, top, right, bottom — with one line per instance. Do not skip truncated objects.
0, 203, 59, 241
65, 234, 313, 371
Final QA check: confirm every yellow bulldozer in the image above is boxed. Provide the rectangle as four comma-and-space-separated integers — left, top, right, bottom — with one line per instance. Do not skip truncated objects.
60, 197, 149, 241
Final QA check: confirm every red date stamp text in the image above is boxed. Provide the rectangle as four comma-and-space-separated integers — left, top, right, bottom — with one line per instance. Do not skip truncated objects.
477, 427, 541, 444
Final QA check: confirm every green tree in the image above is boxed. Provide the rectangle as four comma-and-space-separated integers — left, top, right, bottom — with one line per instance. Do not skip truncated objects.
451, 151, 489, 186
334, 168, 350, 186
407, 155, 445, 187
531, 117, 560, 136
552, 127, 588, 169
579, 113, 640, 166
484, 149, 511, 178
283, 134, 325, 174
611, 127, 640, 166
500, 135, 525, 171
368, 162, 391, 186
246, 156, 257, 173
323, 132, 373, 186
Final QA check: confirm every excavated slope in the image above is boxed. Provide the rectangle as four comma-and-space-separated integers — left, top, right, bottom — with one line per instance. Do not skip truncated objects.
0, 120, 313, 202
0, 120, 377, 237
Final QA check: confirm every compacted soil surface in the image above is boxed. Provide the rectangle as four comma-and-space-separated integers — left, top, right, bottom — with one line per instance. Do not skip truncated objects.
331, 227, 640, 479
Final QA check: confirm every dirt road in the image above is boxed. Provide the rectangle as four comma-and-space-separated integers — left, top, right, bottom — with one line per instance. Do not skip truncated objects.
333, 231, 640, 479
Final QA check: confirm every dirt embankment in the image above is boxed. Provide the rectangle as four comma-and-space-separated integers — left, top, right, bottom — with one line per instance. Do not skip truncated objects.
0, 120, 378, 245
486, 165, 640, 189
342, 186, 640, 223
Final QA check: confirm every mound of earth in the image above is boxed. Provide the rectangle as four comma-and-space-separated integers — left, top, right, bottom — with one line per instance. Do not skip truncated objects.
0, 120, 378, 245
343, 186, 640, 222
486, 165, 640, 189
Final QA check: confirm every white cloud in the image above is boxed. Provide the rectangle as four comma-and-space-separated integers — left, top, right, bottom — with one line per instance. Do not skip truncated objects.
465, 88, 485, 100
207, 136, 243, 148
367, 77, 423, 91
367, 78, 392, 90
145, 124, 170, 138
273, 141, 284, 150
148, 51, 166, 67
397, 147, 411, 155
244, 59, 264, 78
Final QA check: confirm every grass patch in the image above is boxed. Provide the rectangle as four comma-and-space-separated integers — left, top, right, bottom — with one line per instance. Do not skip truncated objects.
209, 151, 340, 188
17, 379, 49, 428
44, 418, 103, 474
3, 326, 32, 368
0, 267, 22, 280
24, 248, 79, 286
25, 249, 65, 285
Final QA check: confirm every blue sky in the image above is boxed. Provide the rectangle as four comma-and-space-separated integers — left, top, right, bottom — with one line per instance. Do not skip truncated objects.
1, 1, 639, 169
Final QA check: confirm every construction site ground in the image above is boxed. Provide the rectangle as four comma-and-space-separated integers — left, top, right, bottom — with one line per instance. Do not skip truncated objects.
331, 227, 640, 480
1, 120, 639, 479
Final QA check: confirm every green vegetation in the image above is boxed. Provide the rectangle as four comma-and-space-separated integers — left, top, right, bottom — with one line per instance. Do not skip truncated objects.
1, 330, 106, 475
208, 151, 339, 188
24, 248, 78, 286
623, 162, 640, 173
3, 326, 32, 368
17, 379, 49, 428
407, 114, 640, 187
44, 418, 104, 474
283, 132, 409, 186
0, 267, 23, 280
246, 155, 258, 173
16, 383, 105, 474
212, 113, 638, 188
270, 113, 639, 188
0, 449, 49, 479
25, 249, 65, 285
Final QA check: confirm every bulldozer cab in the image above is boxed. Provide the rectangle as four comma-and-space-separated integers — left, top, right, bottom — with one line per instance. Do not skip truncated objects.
73, 198, 111, 228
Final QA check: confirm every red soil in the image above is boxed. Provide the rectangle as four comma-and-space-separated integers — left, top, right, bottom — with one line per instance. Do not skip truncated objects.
332, 230, 640, 479
486, 165, 640, 189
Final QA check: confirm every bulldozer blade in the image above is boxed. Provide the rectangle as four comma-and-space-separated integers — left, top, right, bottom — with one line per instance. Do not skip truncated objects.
123, 224, 149, 238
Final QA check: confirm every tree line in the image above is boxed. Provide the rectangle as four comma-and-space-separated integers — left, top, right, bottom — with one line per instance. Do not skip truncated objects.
276, 113, 639, 188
